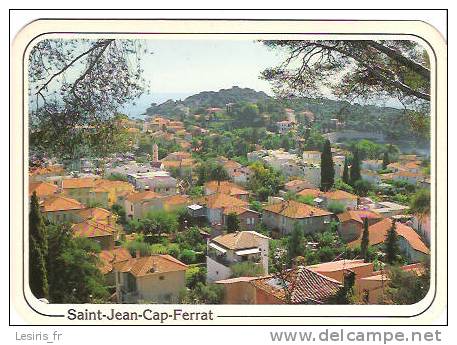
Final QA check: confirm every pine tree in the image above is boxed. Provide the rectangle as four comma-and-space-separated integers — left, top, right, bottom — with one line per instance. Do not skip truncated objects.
360, 217, 370, 262
382, 151, 390, 169
342, 157, 350, 184
29, 192, 48, 298
384, 220, 400, 264
350, 148, 361, 185
320, 139, 335, 191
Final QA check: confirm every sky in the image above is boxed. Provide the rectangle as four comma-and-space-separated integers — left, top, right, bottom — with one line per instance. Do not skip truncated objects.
122, 39, 404, 116
123, 39, 285, 116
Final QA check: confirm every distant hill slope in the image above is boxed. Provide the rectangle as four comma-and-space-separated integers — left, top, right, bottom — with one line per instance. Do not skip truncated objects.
144, 86, 270, 116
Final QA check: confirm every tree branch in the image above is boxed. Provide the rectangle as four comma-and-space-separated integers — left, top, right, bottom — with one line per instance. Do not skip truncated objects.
366, 40, 430, 79
35, 39, 115, 96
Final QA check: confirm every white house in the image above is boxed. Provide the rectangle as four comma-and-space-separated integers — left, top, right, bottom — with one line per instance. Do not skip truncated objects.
206, 231, 270, 282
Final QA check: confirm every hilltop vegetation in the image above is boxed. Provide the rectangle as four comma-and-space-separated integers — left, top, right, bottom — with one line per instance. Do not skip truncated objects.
142, 86, 427, 147
144, 86, 269, 116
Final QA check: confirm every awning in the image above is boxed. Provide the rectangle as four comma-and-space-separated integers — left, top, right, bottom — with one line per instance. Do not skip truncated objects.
235, 248, 261, 256
209, 242, 227, 254
188, 204, 203, 211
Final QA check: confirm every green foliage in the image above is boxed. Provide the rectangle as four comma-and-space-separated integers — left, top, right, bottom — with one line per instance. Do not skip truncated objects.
248, 161, 285, 201
196, 162, 230, 185
167, 243, 181, 258
384, 221, 401, 264
29, 192, 48, 299
105, 173, 129, 182
124, 238, 152, 257
249, 200, 263, 213
232, 103, 264, 127
327, 201, 346, 214
226, 212, 241, 233
287, 224, 305, 265
231, 261, 264, 277
353, 179, 372, 197
329, 271, 356, 304
181, 282, 224, 304
185, 267, 207, 289
188, 185, 204, 198
142, 209, 180, 235
392, 193, 410, 205
409, 189, 430, 214
352, 139, 387, 160
334, 179, 355, 194
179, 249, 197, 264
150, 243, 169, 254
320, 139, 335, 191
296, 194, 315, 205
47, 223, 108, 303
175, 227, 206, 251
85, 200, 104, 208
382, 151, 390, 169
360, 218, 370, 262
385, 264, 430, 304
111, 203, 126, 225
350, 148, 361, 185
303, 128, 326, 151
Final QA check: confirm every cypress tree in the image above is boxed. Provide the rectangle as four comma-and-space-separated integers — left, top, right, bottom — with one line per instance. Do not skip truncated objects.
382, 151, 390, 169
320, 139, 335, 191
384, 220, 400, 264
360, 217, 370, 262
29, 192, 48, 298
350, 148, 361, 185
342, 157, 350, 184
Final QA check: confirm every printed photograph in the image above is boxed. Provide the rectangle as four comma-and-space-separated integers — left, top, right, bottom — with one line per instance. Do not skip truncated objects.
27, 38, 431, 306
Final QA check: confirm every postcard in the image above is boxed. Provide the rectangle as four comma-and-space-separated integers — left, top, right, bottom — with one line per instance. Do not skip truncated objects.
10, 18, 447, 326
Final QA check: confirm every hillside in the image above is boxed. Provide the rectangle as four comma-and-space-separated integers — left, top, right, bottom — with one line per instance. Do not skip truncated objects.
144, 86, 270, 116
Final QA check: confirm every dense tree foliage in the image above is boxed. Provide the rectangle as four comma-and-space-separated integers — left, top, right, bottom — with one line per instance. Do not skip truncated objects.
350, 148, 361, 185
384, 221, 400, 264
320, 139, 335, 191
261, 40, 430, 105
29, 39, 147, 159
248, 162, 285, 201
385, 263, 430, 304
29, 192, 48, 298
360, 218, 370, 262
47, 223, 108, 303
226, 213, 241, 233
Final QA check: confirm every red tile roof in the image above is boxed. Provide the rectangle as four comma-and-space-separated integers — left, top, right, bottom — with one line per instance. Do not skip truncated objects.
263, 200, 332, 219
211, 231, 269, 250
252, 267, 342, 304
205, 180, 249, 197
296, 188, 322, 198
197, 193, 248, 209
72, 220, 116, 238
349, 218, 429, 254
323, 189, 358, 200
98, 247, 133, 274
62, 178, 98, 189
29, 181, 58, 198
337, 210, 382, 224
41, 195, 85, 212
113, 254, 188, 277
126, 191, 161, 203
307, 259, 372, 273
